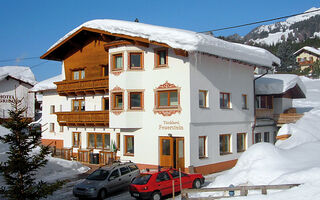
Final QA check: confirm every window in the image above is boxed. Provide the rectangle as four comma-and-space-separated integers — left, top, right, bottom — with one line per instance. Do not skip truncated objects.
112, 92, 123, 110
220, 92, 231, 109
256, 96, 272, 109
199, 90, 208, 108
120, 166, 130, 175
242, 94, 248, 109
101, 65, 108, 76
72, 69, 85, 80
125, 135, 134, 156
72, 99, 85, 112
199, 136, 206, 158
60, 125, 64, 133
156, 172, 170, 182
112, 53, 123, 71
155, 48, 168, 68
237, 133, 246, 152
128, 52, 143, 70
50, 105, 55, 114
73, 132, 81, 147
157, 90, 178, 108
128, 91, 143, 110
264, 132, 270, 142
49, 123, 54, 132
87, 133, 110, 149
220, 134, 231, 155
103, 97, 109, 111
108, 169, 120, 181
116, 133, 120, 151
255, 133, 262, 143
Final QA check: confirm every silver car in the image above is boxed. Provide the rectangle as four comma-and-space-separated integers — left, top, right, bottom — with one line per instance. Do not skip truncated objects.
73, 162, 140, 199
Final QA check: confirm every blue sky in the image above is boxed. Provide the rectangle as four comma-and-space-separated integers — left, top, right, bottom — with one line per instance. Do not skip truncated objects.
1, 0, 319, 82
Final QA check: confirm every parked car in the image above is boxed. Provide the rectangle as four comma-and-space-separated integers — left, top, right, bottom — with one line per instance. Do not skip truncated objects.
73, 162, 140, 199
129, 168, 205, 200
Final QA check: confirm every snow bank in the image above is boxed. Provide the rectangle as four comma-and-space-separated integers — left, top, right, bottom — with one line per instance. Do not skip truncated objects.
255, 74, 306, 95
30, 74, 62, 92
47, 19, 280, 68
0, 126, 89, 185
0, 66, 37, 86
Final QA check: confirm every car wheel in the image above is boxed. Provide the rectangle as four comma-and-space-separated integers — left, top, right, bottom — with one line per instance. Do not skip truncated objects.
98, 188, 107, 200
151, 191, 161, 200
193, 178, 201, 189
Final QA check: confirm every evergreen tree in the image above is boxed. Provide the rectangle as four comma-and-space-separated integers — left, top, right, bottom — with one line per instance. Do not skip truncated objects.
276, 42, 297, 72
312, 60, 320, 79
0, 97, 64, 200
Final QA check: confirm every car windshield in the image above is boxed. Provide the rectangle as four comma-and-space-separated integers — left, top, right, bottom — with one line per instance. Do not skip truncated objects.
86, 169, 109, 180
132, 174, 152, 185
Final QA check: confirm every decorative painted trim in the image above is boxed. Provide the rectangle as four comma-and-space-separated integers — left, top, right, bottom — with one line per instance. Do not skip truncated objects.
153, 81, 182, 116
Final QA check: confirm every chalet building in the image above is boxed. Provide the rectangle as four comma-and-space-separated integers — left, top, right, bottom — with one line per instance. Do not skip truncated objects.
254, 74, 306, 142
38, 19, 280, 174
0, 66, 36, 121
294, 46, 320, 71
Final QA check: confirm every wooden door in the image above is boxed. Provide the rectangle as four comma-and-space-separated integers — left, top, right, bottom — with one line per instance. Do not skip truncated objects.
175, 138, 185, 170
159, 137, 174, 168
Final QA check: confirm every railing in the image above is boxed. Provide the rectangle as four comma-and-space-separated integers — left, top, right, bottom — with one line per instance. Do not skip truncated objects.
49, 147, 73, 160
274, 113, 303, 125
78, 149, 93, 163
55, 76, 109, 96
99, 151, 116, 165
181, 184, 300, 199
55, 110, 109, 126
298, 60, 314, 66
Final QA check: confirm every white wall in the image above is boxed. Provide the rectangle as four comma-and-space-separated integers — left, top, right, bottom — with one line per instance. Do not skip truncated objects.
273, 97, 293, 114
0, 78, 35, 119
189, 52, 255, 167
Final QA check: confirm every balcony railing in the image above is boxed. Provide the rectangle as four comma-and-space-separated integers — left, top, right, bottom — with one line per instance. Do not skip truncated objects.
55, 110, 109, 126
298, 60, 314, 66
55, 76, 109, 96
273, 113, 303, 125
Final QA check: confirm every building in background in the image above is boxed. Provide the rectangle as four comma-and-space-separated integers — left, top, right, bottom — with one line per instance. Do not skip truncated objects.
0, 66, 36, 122
39, 19, 280, 174
294, 46, 320, 71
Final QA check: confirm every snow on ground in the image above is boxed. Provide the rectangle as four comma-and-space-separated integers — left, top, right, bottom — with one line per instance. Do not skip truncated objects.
0, 125, 89, 187
201, 77, 320, 200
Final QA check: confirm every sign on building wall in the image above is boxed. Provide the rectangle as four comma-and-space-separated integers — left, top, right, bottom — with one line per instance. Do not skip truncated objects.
0, 95, 14, 103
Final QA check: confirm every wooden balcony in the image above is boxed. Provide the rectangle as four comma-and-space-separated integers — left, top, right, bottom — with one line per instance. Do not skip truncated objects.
55, 110, 109, 126
298, 60, 314, 66
55, 76, 109, 96
273, 113, 303, 125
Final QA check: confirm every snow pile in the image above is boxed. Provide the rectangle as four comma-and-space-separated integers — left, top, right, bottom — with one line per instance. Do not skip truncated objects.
30, 74, 62, 92
47, 19, 280, 68
0, 125, 89, 185
255, 74, 306, 95
0, 66, 37, 86
293, 46, 320, 56
206, 78, 320, 199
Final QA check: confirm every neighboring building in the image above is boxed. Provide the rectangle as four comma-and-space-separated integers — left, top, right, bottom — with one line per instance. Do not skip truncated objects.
39, 19, 280, 174
254, 74, 306, 143
30, 74, 63, 147
0, 66, 36, 121
294, 46, 320, 71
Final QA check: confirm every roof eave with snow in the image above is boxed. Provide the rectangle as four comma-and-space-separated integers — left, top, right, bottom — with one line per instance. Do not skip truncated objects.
41, 19, 280, 69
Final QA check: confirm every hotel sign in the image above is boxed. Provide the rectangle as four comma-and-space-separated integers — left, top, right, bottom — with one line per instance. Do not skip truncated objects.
159, 120, 184, 130
0, 95, 14, 103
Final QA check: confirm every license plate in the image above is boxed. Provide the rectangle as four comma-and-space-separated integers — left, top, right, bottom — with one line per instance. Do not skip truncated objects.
132, 193, 139, 197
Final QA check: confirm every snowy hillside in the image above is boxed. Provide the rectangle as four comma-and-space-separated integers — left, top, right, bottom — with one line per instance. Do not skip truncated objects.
245, 7, 320, 45
203, 78, 320, 199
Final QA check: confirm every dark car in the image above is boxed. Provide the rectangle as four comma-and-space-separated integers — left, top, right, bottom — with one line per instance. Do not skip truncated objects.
129, 168, 204, 200
73, 162, 140, 199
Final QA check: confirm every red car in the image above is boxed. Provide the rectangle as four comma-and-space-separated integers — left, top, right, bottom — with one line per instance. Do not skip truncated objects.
129, 168, 204, 200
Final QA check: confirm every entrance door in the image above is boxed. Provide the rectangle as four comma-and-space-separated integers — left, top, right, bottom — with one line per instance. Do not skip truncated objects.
159, 137, 185, 170
159, 137, 174, 168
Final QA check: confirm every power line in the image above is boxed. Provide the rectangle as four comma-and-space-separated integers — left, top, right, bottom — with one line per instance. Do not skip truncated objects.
0, 56, 39, 63
199, 8, 320, 33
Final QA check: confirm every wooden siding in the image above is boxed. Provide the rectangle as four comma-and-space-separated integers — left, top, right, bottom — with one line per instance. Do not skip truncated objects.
64, 39, 108, 81
55, 76, 109, 96
55, 110, 109, 126
274, 113, 303, 125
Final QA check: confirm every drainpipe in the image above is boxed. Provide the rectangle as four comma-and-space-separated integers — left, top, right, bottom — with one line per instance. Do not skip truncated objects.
252, 68, 269, 144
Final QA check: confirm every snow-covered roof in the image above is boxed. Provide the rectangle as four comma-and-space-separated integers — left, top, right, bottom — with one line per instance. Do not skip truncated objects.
29, 74, 62, 92
293, 46, 320, 56
255, 74, 306, 98
0, 66, 37, 86
44, 19, 280, 68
